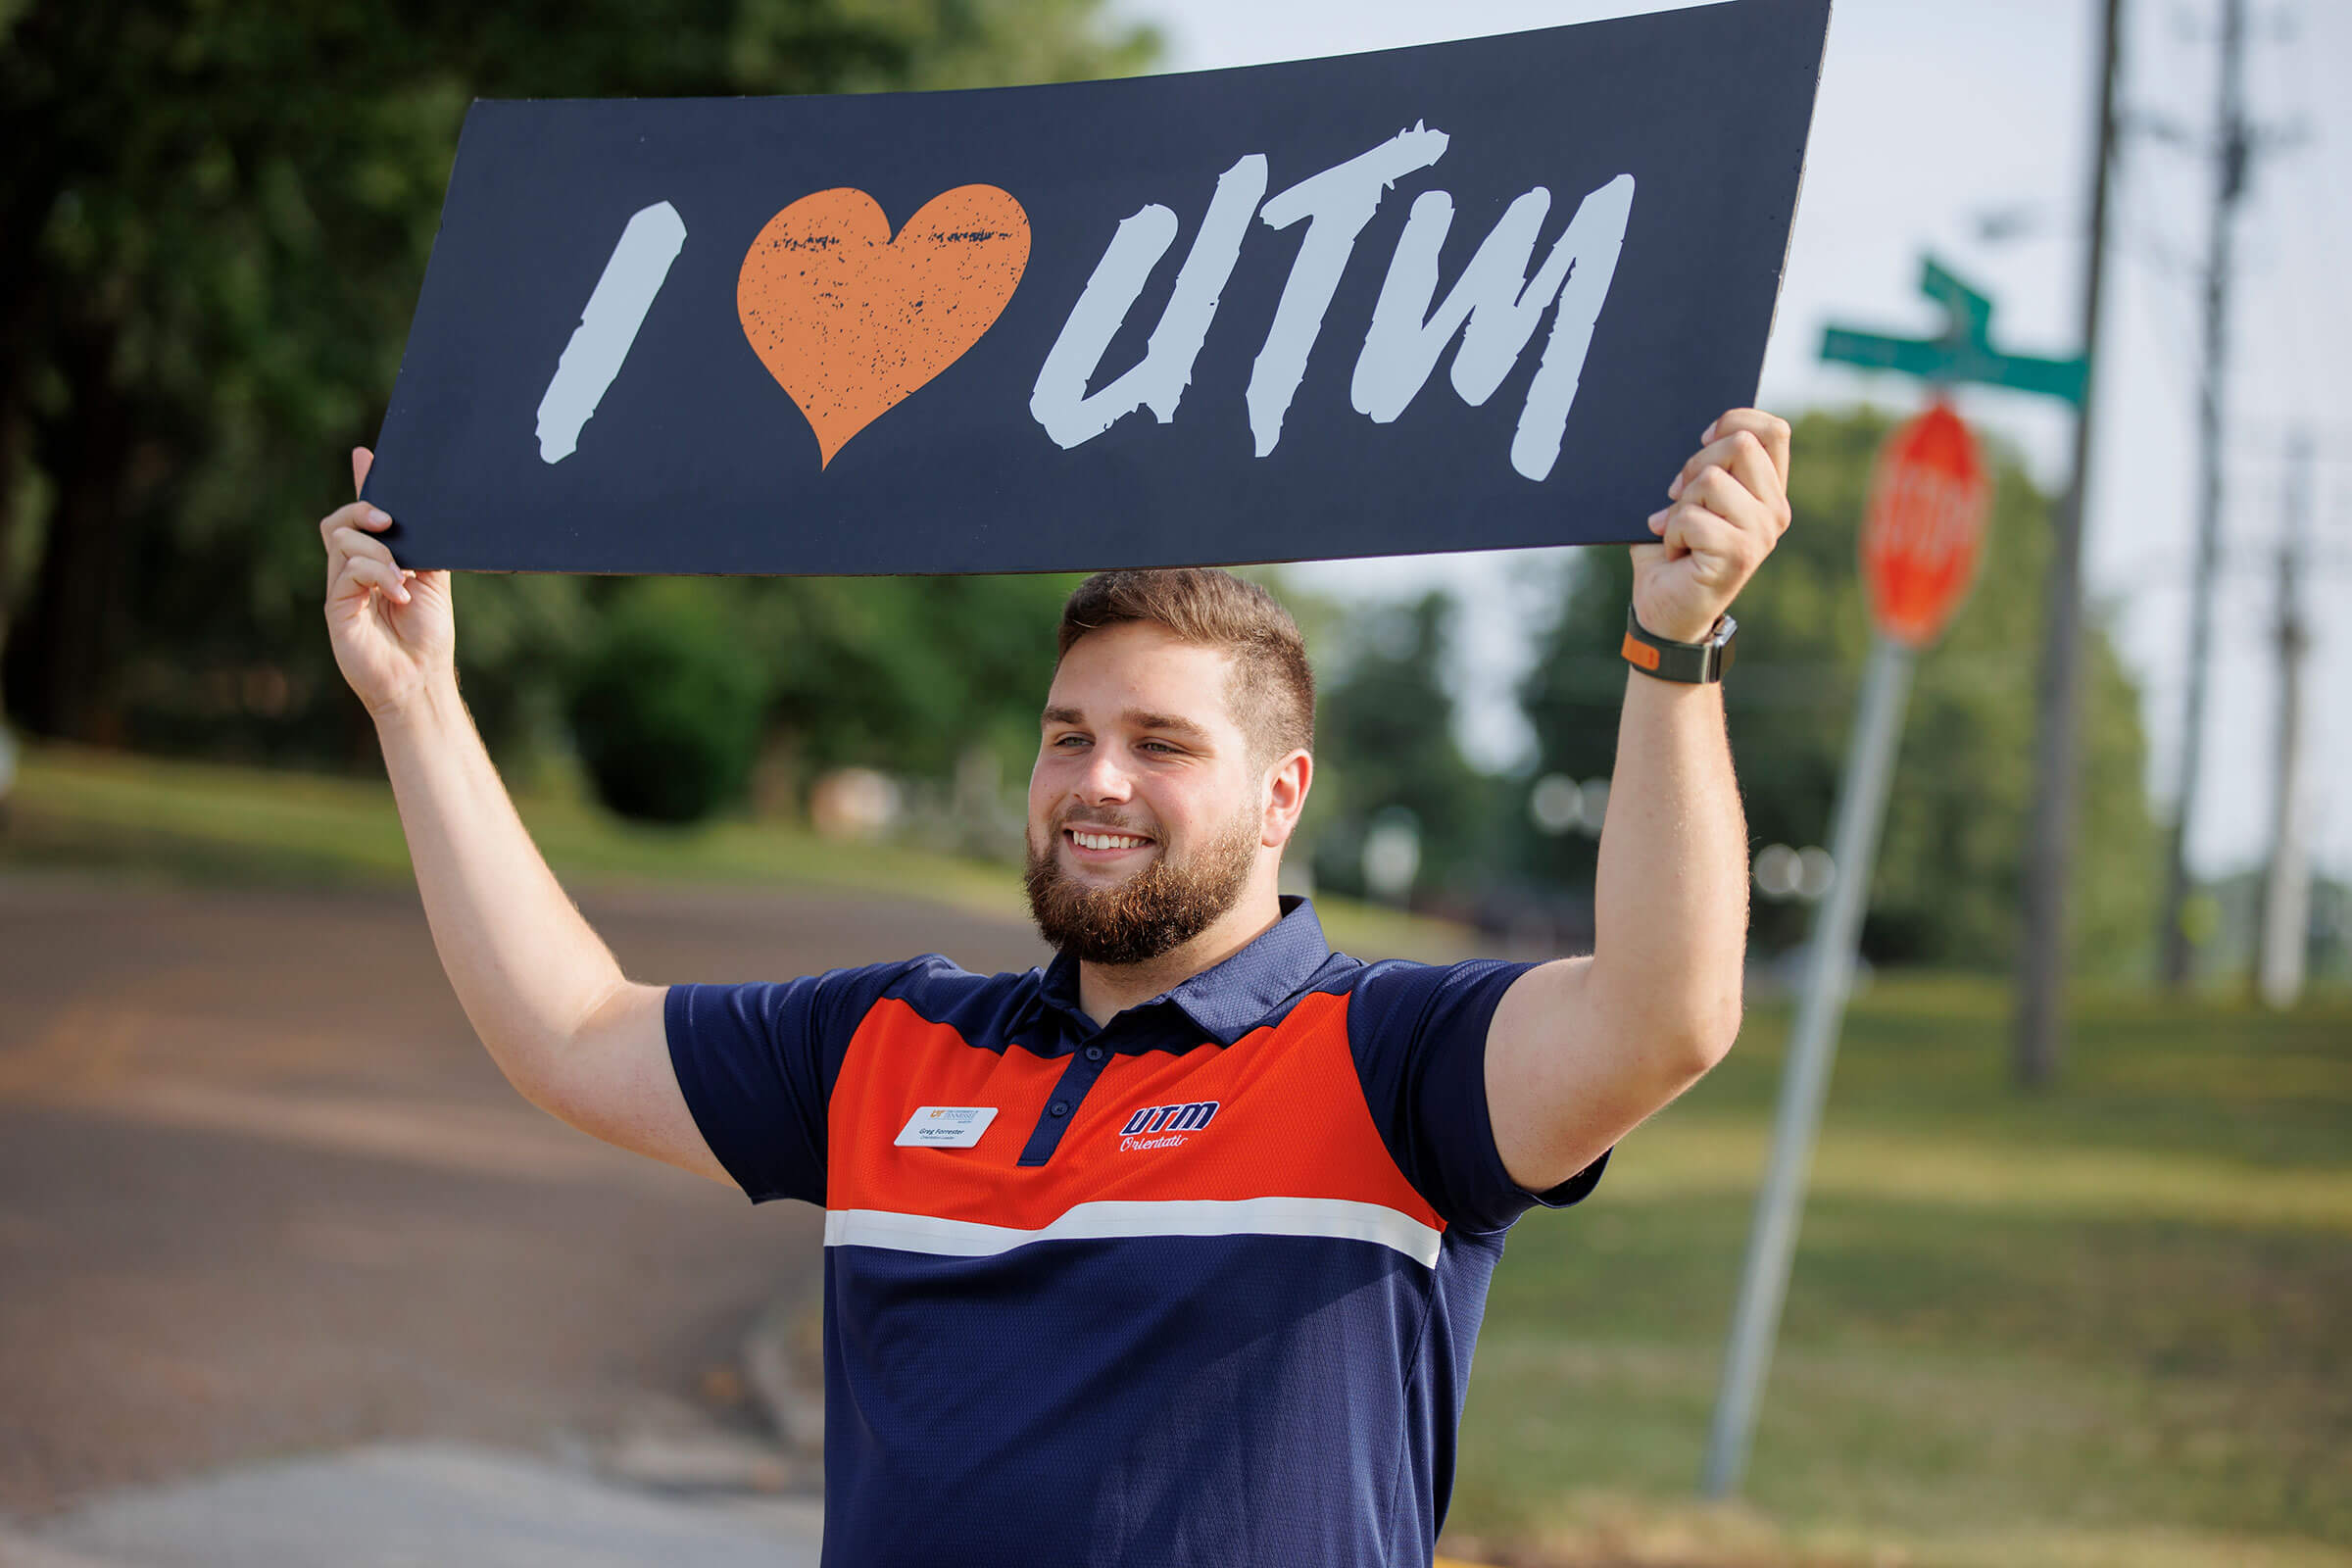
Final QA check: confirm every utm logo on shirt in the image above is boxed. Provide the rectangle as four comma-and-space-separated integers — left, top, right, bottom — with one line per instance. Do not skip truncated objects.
1117, 1101, 1219, 1151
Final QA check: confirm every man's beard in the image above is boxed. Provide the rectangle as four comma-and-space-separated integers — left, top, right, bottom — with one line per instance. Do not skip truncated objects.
1024, 808, 1260, 966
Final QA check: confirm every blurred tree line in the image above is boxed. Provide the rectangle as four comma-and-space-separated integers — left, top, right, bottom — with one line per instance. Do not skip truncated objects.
0, 0, 1152, 809
1495, 408, 2156, 972
1309, 591, 1512, 906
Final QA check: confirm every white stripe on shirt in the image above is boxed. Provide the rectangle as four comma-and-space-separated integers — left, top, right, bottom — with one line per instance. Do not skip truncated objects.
824, 1197, 1443, 1268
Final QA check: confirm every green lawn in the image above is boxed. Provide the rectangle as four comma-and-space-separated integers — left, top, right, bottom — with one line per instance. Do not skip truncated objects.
1446, 977, 2352, 1567
3, 741, 1018, 910
8, 745, 2346, 1565
0, 742, 1468, 960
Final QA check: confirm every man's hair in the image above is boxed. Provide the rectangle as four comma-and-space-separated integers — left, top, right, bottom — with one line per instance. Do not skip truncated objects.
1055, 568, 1314, 764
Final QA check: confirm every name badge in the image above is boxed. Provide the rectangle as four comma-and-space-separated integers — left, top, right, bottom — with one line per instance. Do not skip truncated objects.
895, 1105, 999, 1149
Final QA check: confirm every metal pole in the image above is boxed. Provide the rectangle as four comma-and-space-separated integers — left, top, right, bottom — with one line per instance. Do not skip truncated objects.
2258, 431, 2311, 1008
2014, 0, 2124, 1087
2159, 0, 2249, 990
1701, 636, 1915, 1499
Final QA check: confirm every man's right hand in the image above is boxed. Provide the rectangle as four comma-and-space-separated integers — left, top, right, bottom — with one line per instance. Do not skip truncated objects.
321, 446, 454, 720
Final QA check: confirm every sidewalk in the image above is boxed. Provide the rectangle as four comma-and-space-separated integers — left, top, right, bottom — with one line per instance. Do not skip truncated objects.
2, 1443, 823, 1568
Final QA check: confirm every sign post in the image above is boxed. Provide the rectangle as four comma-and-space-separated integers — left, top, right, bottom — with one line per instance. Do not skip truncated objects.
1700, 401, 1990, 1500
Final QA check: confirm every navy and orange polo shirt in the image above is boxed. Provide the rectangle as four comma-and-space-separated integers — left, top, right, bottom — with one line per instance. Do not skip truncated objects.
665, 897, 1605, 1567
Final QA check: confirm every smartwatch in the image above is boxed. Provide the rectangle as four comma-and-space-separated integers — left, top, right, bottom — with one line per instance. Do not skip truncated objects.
1621, 607, 1738, 683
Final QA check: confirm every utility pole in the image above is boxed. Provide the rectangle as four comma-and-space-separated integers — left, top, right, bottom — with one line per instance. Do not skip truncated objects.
2014, 0, 2124, 1087
2158, 0, 2253, 991
2258, 431, 2312, 1008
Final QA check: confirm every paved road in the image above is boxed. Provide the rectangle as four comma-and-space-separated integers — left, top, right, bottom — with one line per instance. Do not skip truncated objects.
11, 1442, 828, 1567
0, 873, 1045, 1527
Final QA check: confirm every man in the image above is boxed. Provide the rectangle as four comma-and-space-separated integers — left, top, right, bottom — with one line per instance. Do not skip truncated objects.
318, 407, 1788, 1566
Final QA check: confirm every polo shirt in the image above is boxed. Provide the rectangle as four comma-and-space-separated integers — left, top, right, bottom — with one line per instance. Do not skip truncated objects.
666, 897, 1605, 1567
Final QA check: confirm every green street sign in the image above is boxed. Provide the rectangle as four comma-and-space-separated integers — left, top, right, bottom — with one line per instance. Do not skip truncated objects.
1821, 256, 2086, 407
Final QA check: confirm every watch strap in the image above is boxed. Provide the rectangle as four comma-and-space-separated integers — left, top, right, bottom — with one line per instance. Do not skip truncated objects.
1621, 608, 1737, 683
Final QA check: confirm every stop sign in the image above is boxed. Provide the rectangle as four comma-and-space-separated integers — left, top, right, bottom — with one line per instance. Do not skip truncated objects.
1859, 401, 1990, 647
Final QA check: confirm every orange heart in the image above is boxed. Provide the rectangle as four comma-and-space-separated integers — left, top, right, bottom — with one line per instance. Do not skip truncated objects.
738, 184, 1030, 468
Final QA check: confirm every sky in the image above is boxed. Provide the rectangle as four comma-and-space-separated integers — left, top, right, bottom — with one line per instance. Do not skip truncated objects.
1111, 0, 2352, 882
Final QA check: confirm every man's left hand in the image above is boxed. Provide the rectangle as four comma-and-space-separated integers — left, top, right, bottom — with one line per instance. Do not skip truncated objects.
1631, 408, 1791, 644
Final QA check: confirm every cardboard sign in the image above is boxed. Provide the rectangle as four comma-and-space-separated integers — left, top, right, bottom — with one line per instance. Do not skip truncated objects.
365, 0, 1829, 575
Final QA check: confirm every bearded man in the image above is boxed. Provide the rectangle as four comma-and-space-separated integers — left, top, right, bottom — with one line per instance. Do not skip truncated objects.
316, 407, 1789, 1567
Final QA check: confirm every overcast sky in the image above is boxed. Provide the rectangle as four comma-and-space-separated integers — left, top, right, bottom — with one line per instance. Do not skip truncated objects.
1111, 0, 2351, 882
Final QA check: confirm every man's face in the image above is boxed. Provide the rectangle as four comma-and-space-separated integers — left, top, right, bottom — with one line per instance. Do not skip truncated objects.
1025, 621, 1268, 964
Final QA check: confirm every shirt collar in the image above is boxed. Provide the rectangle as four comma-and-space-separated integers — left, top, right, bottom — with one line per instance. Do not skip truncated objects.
1036, 896, 1332, 1048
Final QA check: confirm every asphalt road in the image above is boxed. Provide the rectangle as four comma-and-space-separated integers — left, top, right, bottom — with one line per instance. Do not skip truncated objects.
0, 872, 1046, 1523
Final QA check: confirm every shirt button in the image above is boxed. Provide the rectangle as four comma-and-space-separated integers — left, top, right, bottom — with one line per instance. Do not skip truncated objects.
1084, 1046, 1104, 1062
1049, 1101, 1070, 1118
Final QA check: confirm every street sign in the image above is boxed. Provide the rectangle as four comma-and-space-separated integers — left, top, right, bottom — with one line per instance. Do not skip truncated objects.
1821, 256, 2086, 407
1859, 402, 1990, 648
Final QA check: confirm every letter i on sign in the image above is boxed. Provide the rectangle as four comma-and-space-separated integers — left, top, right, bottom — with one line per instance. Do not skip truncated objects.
536, 201, 688, 464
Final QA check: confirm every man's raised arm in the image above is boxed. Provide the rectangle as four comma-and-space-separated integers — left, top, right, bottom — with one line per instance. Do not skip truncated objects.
1485, 409, 1791, 1193
320, 447, 728, 1186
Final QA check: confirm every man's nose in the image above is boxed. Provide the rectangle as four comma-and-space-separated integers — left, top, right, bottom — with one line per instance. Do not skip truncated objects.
1072, 746, 1135, 804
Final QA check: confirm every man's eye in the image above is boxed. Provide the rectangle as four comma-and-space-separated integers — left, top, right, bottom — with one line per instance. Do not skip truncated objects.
1052, 733, 1088, 748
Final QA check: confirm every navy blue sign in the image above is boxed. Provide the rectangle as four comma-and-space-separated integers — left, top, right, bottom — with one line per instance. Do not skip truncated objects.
365, 0, 1829, 574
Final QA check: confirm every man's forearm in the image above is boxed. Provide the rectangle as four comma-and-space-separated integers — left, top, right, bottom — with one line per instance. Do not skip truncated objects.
374, 675, 636, 1108
1485, 410, 1784, 1187
1589, 668, 1748, 1062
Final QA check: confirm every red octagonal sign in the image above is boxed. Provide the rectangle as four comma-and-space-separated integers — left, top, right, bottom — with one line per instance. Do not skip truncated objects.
1860, 401, 1991, 648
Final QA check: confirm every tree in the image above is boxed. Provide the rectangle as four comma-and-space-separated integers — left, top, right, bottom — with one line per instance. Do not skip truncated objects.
0, 0, 1156, 765
1519, 408, 2157, 972
1311, 591, 1501, 901
745, 570, 1084, 789
568, 578, 768, 823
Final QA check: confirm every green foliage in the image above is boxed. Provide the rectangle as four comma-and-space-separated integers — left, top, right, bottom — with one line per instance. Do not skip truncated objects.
0, 0, 1155, 780
1521, 408, 2158, 972
566, 580, 767, 823
1311, 591, 1500, 899
749, 571, 1081, 783
531, 568, 1081, 822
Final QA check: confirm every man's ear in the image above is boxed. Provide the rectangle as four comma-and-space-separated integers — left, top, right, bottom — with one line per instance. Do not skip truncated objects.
1260, 749, 1313, 848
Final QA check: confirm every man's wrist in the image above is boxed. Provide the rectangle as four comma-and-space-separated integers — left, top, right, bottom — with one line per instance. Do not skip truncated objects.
368, 671, 466, 735
1622, 607, 1737, 683
1631, 604, 1726, 644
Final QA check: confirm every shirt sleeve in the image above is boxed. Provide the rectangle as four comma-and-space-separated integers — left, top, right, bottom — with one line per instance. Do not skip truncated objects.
665, 960, 913, 1205
1345, 958, 1610, 1234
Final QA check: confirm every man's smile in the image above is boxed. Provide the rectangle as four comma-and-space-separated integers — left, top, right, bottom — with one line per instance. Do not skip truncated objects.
1064, 826, 1156, 861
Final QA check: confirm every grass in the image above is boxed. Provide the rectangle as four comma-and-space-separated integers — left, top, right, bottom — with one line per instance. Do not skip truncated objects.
0, 742, 1470, 959
9, 744, 2346, 1564
1445, 978, 2352, 1567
